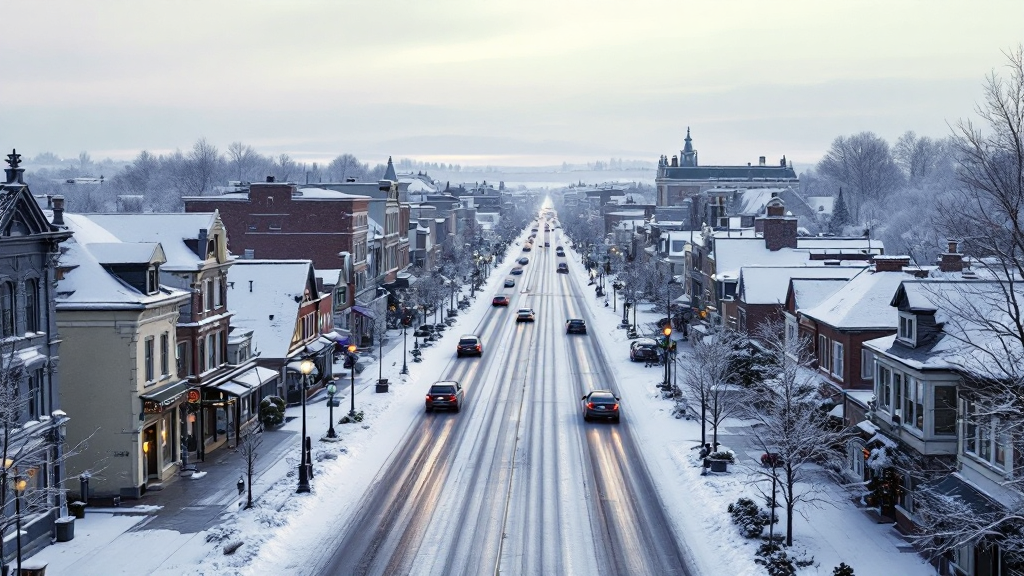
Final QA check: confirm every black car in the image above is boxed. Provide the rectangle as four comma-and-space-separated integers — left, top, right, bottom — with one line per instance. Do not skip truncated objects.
566, 319, 587, 334
518, 257, 529, 265
582, 390, 620, 422
425, 381, 464, 412
456, 334, 483, 357
556, 247, 565, 257
630, 338, 661, 362
556, 262, 568, 274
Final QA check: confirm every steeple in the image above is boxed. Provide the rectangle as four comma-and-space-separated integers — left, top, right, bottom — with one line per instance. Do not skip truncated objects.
383, 156, 397, 181
680, 128, 697, 167
4, 149, 25, 185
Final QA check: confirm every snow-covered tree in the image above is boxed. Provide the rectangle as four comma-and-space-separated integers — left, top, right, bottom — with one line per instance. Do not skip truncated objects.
742, 321, 852, 547
817, 132, 904, 221
828, 188, 851, 235
237, 421, 263, 510
682, 326, 741, 448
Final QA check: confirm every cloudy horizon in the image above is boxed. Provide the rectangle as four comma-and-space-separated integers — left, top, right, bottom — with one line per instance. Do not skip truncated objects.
3, 1, 1022, 168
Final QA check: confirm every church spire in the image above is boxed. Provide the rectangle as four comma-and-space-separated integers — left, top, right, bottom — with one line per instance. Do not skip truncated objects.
680, 128, 697, 167
383, 156, 397, 181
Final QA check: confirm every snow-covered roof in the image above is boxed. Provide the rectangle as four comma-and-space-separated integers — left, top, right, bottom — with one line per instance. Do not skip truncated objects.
790, 278, 851, 312
865, 280, 1024, 379
796, 237, 883, 252
806, 196, 835, 215
56, 213, 189, 309
85, 213, 220, 272
294, 187, 370, 200
227, 260, 313, 360
713, 238, 810, 279
735, 188, 787, 215
801, 269, 915, 329
739, 265, 864, 305
87, 242, 163, 265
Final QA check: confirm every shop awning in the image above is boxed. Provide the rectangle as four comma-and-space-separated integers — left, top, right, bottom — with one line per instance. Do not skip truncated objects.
352, 305, 376, 319
323, 330, 350, 346
215, 381, 252, 397
305, 336, 334, 355
233, 366, 279, 389
140, 381, 191, 407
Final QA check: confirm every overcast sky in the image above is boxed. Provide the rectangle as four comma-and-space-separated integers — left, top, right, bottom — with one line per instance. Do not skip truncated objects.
2, 1, 1022, 167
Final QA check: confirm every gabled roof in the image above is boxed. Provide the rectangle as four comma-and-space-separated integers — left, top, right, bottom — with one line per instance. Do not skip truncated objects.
739, 265, 864, 305
56, 213, 189, 309
88, 242, 164, 265
866, 280, 1024, 379
0, 184, 65, 238
801, 268, 915, 329
789, 278, 851, 312
227, 259, 318, 360
85, 212, 221, 272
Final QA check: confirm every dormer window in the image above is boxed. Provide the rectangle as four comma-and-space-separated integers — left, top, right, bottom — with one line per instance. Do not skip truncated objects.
898, 313, 917, 345
147, 266, 160, 295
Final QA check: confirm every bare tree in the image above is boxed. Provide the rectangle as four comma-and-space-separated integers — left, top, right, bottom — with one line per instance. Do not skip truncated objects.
817, 131, 904, 221
326, 154, 364, 182
180, 138, 222, 196
276, 154, 298, 182
226, 142, 261, 183
742, 321, 852, 546
237, 421, 263, 510
683, 327, 741, 449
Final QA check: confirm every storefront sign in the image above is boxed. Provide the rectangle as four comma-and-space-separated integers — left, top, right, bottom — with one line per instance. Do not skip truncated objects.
187, 389, 201, 403
143, 400, 163, 414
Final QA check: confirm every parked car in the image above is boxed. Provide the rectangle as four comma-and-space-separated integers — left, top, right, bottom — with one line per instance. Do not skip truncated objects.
566, 319, 587, 334
518, 257, 529, 265
492, 295, 510, 307
522, 245, 532, 252
515, 308, 536, 322
557, 263, 568, 274
504, 278, 515, 288
581, 390, 620, 422
556, 247, 565, 257
511, 267, 524, 275
456, 334, 483, 357
630, 338, 661, 362
425, 381, 464, 412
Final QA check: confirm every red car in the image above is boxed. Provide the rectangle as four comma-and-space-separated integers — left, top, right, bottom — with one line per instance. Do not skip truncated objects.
492, 295, 510, 307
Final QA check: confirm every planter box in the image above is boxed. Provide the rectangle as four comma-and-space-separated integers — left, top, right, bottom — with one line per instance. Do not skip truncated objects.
55, 516, 75, 542
376, 379, 389, 393
709, 459, 729, 473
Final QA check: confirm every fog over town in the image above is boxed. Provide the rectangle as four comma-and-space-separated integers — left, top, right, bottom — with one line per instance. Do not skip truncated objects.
2, 2, 1024, 576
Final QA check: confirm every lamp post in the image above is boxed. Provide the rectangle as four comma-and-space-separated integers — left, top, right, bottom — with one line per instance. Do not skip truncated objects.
662, 325, 673, 387
326, 382, 338, 439
347, 344, 358, 418
401, 324, 409, 375
14, 474, 27, 575
296, 358, 315, 493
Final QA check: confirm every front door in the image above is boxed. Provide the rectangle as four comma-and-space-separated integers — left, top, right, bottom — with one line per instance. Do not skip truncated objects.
144, 425, 158, 480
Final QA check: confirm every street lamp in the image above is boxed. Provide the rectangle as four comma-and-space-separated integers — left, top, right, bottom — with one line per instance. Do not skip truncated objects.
326, 382, 338, 439
296, 358, 315, 493
14, 474, 27, 575
400, 324, 409, 375
347, 344, 358, 418
662, 325, 673, 387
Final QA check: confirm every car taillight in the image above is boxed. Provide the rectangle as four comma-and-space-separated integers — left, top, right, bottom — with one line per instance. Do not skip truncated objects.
612, 404, 619, 410
476, 345, 481, 351
587, 402, 595, 409
449, 395, 457, 402
426, 394, 432, 400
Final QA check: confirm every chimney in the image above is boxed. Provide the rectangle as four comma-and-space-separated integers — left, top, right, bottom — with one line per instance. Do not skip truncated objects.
939, 239, 964, 273
759, 156, 766, 167
266, 176, 275, 183
671, 155, 678, 167
758, 198, 797, 251
46, 194, 53, 209
346, 177, 356, 183
873, 255, 911, 272
52, 195, 65, 226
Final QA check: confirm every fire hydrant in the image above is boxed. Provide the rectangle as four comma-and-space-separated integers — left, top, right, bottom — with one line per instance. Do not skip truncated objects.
237, 476, 245, 496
